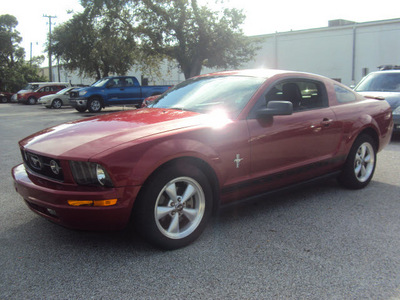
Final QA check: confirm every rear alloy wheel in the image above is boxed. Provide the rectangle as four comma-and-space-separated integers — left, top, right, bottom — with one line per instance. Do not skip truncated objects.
51, 99, 63, 109
27, 97, 37, 105
88, 98, 102, 113
134, 163, 212, 249
338, 134, 376, 189
1, 96, 7, 103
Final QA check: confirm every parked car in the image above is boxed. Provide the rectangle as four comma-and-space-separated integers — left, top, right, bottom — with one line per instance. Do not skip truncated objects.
18, 84, 68, 105
38, 87, 78, 109
12, 82, 70, 103
354, 70, 400, 133
141, 95, 160, 107
69, 76, 171, 112
0, 92, 13, 103
12, 69, 393, 249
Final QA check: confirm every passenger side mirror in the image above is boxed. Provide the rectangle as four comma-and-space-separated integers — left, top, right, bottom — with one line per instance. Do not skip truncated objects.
256, 101, 293, 118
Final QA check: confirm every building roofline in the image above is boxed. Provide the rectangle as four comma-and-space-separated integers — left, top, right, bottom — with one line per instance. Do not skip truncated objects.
249, 18, 400, 38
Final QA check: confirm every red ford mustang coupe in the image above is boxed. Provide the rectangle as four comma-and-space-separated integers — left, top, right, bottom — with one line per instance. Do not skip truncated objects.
12, 70, 393, 249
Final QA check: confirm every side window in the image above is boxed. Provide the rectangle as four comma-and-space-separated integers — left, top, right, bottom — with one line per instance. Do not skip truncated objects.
334, 85, 356, 103
265, 80, 327, 112
45, 87, 50, 92
108, 79, 120, 87
125, 78, 135, 86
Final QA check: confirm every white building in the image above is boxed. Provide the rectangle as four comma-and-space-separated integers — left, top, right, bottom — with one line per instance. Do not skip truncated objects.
246, 18, 400, 86
47, 17, 400, 87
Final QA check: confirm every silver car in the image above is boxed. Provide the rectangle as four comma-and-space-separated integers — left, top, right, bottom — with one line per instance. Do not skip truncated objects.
38, 87, 77, 109
355, 70, 400, 133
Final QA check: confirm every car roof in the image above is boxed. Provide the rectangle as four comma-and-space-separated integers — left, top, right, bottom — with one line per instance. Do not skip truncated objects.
368, 70, 400, 75
197, 69, 323, 80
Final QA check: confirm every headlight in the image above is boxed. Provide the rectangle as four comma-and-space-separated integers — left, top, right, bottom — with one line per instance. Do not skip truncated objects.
79, 91, 88, 96
393, 106, 400, 115
69, 161, 113, 187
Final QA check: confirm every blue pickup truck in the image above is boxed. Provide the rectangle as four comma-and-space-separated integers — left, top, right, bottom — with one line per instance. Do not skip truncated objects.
69, 76, 171, 112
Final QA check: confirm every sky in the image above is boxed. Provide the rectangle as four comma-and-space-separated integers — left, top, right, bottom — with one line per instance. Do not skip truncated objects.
2, 0, 400, 62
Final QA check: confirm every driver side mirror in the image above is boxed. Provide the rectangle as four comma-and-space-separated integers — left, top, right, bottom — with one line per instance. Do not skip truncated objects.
256, 101, 293, 118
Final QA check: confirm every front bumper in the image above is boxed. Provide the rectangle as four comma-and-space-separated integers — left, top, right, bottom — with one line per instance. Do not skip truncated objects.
12, 164, 141, 231
69, 98, 87, 108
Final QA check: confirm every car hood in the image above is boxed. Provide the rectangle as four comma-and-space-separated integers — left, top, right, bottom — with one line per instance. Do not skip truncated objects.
20, 108, 205, 159
358, 91, 400, 109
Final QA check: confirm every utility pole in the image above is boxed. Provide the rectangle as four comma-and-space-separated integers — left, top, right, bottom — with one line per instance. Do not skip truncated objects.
43, 15, 57, 82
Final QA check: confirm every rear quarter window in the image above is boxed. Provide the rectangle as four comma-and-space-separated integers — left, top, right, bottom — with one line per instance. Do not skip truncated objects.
334, 85, 356, 103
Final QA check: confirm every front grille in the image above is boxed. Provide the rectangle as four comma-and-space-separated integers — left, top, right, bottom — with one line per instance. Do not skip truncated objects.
21, 150, 64, 182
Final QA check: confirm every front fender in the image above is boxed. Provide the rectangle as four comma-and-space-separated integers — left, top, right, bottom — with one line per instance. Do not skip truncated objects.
91, 134, 224, 189
129, 137, 222, 186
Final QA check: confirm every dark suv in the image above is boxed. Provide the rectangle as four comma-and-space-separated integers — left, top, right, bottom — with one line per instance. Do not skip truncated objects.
18, 85, 68, 105
355, 70, 400, 133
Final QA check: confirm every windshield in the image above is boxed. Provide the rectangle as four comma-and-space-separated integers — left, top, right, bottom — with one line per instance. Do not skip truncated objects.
23, 84, 39, 90
149, 75, 265, 118
355, 72, 400, 92
92, 78, 109, 87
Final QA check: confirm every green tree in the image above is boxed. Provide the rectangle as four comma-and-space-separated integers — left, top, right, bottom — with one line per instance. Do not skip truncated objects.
82, 0, 260, 79
51, 10, 137, 80
0, 14, 46, 92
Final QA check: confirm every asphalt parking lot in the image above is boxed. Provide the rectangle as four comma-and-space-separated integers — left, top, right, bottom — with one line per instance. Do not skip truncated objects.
1, 103, 400, 299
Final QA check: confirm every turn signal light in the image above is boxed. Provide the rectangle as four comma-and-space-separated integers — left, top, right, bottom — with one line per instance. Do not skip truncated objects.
68, 199, 118, 207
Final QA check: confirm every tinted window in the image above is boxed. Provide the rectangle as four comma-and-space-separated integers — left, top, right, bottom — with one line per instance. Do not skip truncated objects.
263, 80, 327, 111
335, 85, 356, 103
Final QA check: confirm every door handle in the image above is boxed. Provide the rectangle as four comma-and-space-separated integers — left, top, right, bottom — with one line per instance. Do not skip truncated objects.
321, 118, 333, 127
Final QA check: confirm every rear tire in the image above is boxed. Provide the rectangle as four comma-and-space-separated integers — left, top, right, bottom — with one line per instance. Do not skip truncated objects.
134, 162, 213, 250
338, 134, 376, 189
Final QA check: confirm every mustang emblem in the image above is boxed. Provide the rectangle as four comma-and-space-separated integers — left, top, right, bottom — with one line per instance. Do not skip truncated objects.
50, 160, 61, 175
234, 154, 243, 168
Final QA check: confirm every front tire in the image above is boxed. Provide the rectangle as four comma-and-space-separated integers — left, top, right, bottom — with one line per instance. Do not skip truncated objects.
338, 134, 376, 189
27, 96, 37, 105
134, 163, 213, 250
88, 98, 102, 113
1, 96, 7, 103
75, 106, 87, 112
52, 99, 63, 109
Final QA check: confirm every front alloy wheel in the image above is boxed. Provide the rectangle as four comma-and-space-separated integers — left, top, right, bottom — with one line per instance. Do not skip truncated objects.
27, 97, 36, 105
155, 177, 206, 240
52, 99, 63, 109
134, 162, 212, 249
88, 98, 102, 113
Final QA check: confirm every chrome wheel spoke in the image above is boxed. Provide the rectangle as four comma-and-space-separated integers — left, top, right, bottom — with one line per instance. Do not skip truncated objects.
182, 208, 198, 222
157, 206, 175, 220
181, 184, 196, 204
165, 183, 178, 203
167, 213, 180, 234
